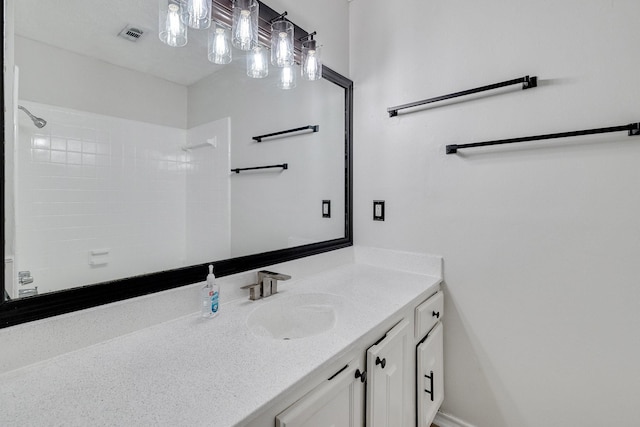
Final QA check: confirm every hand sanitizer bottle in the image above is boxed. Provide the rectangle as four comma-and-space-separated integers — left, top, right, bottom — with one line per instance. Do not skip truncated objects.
201, 265, 219, 318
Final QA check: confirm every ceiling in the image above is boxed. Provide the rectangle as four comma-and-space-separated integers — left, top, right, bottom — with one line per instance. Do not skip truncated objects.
14, 0, 235, 86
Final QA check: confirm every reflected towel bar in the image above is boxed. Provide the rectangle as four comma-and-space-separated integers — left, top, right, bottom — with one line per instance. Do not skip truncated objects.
253, 125, 319, 142
231, 163, 288, 173
387, 75, 537, 117
446, 122, 640, 154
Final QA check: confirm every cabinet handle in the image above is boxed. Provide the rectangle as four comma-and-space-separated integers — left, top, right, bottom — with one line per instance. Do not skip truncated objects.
424, 370, 434, 402
355, 369, 366, 383
432, 311, 440, 319
375, 357, 386, 369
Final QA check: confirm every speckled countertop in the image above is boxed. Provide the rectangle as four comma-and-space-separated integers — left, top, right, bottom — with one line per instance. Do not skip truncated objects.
0, 250, 441, 426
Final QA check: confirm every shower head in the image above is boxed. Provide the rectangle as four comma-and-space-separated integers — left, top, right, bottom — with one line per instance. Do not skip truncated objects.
18, 105, 47, 128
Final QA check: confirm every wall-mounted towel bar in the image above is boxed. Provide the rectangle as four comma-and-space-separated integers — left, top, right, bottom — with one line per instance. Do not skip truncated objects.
231, 163, 288, 173
446, 122, 640, 154
252, 125, 319, 142
387, 75, 538, 117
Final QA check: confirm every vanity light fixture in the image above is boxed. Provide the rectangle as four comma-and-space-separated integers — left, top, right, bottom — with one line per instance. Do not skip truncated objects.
278, 64, 297, 89
208, 22, 232, 64
186, 0, 211, 29
159, 0, 187, 47
158, 0, 323, 88
232, 0, 259, 51
247, 45, 269, 78
270, 14, 294, 67
301, 32, 322, 81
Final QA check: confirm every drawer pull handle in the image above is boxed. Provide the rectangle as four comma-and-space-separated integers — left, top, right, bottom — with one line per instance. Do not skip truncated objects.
432, 311, 440, 319
375, 357, 386, 369
425, 370, 434, 402
355, 369, 366, 383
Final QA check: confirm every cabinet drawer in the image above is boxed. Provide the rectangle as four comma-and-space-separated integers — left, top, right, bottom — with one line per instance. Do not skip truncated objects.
415, 291, 443, 339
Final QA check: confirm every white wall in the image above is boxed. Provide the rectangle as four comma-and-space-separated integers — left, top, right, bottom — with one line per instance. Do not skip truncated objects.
188, 66, 345, 257
350, 0, 640, 426
14, 36, 188, 129
185, 117, 232, 264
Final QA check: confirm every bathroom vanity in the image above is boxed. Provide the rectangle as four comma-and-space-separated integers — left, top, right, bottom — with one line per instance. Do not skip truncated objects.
0, 247, 443, 426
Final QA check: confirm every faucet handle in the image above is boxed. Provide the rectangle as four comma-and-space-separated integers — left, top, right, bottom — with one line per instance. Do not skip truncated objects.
240, 283, 262, 300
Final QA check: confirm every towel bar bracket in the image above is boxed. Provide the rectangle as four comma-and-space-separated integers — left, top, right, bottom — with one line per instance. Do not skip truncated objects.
522, 76, 538, 90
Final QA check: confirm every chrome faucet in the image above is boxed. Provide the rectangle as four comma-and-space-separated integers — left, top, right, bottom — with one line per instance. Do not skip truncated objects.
18, 271, 34, 285
241, 270, 291, 300
18, 271, 38, 298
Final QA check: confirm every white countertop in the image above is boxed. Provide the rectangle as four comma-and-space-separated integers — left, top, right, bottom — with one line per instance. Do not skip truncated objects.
0, 248, 441, 426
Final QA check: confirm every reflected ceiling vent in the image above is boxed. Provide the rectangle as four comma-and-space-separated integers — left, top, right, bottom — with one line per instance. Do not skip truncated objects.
118, 25, 145, 42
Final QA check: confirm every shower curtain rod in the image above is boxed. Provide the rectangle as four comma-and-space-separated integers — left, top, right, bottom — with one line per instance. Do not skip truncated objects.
446, 122, 640, 154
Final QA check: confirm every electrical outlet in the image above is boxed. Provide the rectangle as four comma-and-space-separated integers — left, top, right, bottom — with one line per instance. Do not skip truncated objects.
322, 200, 331, 218
373, 200, 385, 221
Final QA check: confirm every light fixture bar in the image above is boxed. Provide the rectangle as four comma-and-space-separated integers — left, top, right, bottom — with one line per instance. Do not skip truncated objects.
212, 0, 310, 62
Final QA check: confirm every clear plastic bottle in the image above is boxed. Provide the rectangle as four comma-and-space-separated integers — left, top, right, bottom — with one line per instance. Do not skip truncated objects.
201, 265, 219, 318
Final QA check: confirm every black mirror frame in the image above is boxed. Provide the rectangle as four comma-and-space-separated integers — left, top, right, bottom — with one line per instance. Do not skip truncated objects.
0, 2, 353, 328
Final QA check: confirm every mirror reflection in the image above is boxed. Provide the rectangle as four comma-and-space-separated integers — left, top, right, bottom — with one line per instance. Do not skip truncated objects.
4, 0, 346, 299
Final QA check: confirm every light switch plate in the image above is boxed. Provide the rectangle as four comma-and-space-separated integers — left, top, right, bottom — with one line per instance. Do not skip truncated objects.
373, 200, 385, 221
322, 200, 331, 218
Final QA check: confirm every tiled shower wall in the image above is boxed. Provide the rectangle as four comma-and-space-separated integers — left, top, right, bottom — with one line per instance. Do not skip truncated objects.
15, 101, 230, 294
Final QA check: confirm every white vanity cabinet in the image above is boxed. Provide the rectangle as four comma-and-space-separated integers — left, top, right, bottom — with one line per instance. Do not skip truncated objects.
366, 319, 412, 427
275, 359, 365, 427
274, 290, 444, 427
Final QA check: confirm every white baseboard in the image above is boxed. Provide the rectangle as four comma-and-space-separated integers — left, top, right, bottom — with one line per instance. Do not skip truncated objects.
434, 411, 476, 427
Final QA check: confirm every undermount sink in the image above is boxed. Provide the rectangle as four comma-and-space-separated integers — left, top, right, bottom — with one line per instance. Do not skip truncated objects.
247, 293, 344, 340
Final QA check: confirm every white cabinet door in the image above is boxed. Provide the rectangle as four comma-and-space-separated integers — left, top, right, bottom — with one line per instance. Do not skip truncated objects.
417, 322, 444, 427
276, 360, 365, 427
366, 319, 411, 427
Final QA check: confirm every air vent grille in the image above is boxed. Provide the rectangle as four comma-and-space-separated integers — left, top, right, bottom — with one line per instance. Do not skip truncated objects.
118, 25, 145, 42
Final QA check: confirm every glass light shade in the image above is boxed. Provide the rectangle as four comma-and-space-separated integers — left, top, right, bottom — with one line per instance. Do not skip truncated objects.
159, 0, 187, 47
278, 65, 297, 90
232, 0, 258, 51
208, 23, 232, 64
247, 46, 268, 78
301, 39, 322, 81
186, 0, 211, 29
270, 20, 294, 67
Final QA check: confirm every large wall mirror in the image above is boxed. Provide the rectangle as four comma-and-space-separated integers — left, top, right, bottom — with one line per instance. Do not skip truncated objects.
1, 0, 353, 327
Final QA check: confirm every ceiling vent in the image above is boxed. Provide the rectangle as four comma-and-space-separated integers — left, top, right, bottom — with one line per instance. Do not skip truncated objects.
118, 25, 145, 42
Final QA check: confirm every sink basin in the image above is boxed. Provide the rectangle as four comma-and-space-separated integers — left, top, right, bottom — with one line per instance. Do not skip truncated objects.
247, 293, 344, 340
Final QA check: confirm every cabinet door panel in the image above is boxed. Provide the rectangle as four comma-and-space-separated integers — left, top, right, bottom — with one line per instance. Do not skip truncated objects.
366, 319, 411, 427
276, 361, 364, 427
417, 321, 444, 427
